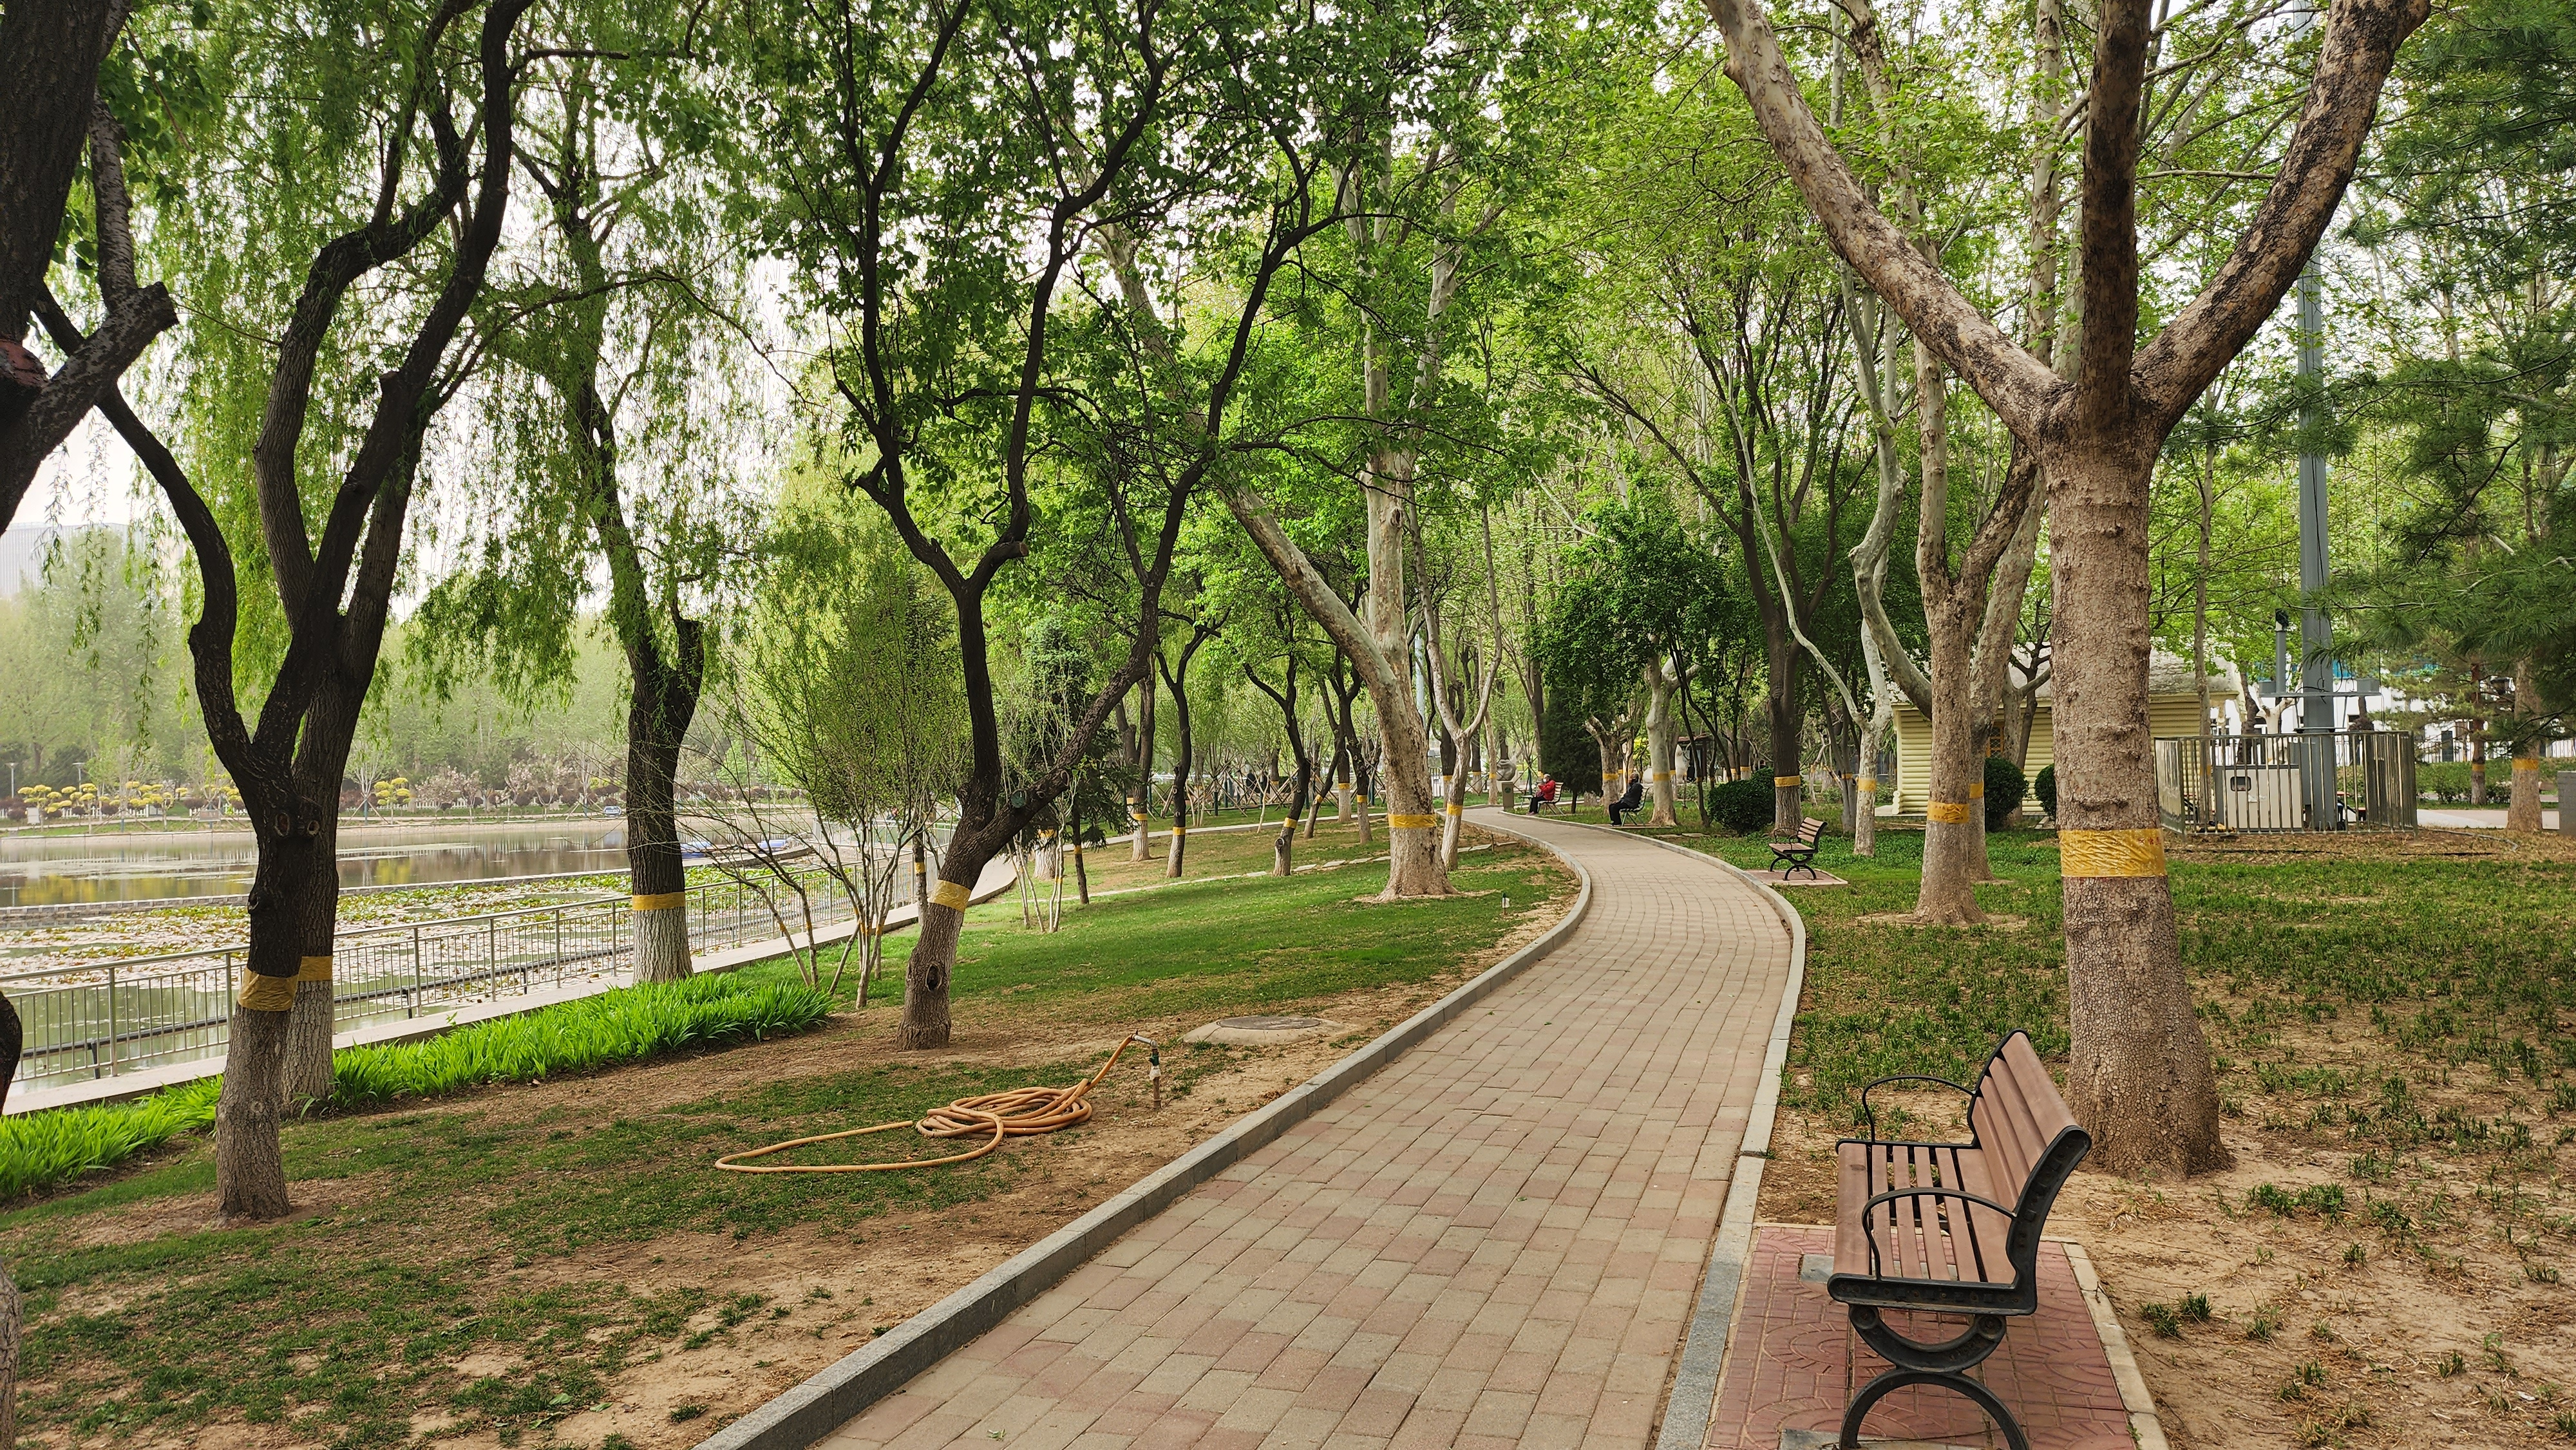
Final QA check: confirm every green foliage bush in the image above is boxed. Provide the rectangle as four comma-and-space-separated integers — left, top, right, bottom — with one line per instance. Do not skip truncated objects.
2034, 764, 2057, 818
0, 974, 833, 1200
1710, 777, 1774, 834
2416, 762, 2483, 804
1983, 755, 2028, 829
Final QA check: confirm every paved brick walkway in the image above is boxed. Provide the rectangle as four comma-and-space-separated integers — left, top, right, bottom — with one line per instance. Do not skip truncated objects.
820, 812, 1795, 1450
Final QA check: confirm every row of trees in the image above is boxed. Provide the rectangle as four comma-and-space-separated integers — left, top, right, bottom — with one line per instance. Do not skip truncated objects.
2, 0, 2563, 1243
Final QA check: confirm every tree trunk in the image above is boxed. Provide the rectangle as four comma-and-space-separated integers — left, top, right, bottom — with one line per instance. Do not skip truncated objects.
2047, 441, 2229, 1177
1161, 641, 1200, 878
280, 833, 340, 1104
1766, 625, 1803, 833
2467, 699, 2488, 804
2508, 660, 2543, 831
899, 883, 964, 1048
1854, 694, 1891, 856
1915, 605, 1986, 923
1645, 661, 1680, 827
625, 641, 697, 984
1131, 675, 1155, 861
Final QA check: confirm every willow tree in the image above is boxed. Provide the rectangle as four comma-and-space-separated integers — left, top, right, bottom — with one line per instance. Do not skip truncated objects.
1709, 0, 2430, 1173
745, 0, 1345, 1046
1, 0, 176, 529
413, 44, 754, 984
77, 0, 536, 1218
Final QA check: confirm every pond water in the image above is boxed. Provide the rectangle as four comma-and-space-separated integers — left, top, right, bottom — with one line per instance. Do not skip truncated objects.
0, 818, 632, 907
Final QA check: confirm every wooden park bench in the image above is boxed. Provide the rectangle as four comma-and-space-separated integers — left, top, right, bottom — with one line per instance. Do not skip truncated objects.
1826, 1030, 2092, 1450
1768, 816, 1825, 878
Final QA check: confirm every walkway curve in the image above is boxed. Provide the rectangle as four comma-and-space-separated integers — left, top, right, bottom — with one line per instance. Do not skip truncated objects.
811, 809, 1796, 1450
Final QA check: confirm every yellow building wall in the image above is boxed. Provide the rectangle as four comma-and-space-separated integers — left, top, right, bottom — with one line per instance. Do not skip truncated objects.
1887, 697, 2207, 814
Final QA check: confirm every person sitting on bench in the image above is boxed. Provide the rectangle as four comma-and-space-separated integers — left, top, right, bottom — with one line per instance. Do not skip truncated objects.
1607, 774, 1644, 825
1527, 776, 1558, 814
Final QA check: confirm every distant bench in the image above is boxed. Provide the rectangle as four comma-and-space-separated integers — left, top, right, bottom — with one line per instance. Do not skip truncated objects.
1826, 1030, 2091, 1450
1768, 816, 1824, 878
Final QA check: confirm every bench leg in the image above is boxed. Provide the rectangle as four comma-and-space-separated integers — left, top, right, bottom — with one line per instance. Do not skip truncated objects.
1848, 1304, 2006, 1373
1837, 1366, 2031, 1450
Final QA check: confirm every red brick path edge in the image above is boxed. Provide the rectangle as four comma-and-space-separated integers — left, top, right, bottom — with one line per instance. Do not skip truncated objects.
694, 820, 1600, 1450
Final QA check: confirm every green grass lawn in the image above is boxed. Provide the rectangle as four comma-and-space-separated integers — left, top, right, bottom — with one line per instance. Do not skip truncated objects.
0, 829, 1569, 1448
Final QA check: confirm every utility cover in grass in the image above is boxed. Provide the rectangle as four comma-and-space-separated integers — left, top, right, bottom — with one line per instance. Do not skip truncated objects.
1185, 1015, 1341, 1045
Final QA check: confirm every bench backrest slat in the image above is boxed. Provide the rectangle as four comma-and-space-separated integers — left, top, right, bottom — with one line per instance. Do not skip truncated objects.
1797, 817, 1824, 845
1965, 1031, 2090, 1275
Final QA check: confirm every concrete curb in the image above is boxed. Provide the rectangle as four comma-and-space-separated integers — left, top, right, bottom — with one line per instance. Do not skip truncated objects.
1519, 818, 1807, 1450
697, 825, 1596, 1450
2063, 1241, 2174, 1450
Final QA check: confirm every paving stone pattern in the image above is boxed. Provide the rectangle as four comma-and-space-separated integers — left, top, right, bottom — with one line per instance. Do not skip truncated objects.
820, 813, 1795, 1450
1707, 1226, 2131, 1450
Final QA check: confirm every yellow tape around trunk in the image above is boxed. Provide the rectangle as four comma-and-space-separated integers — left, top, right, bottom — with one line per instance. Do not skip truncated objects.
1969, 780, 1985, 799
2513, 758, 2539, 773
237, 971, 297, 1012
1926, 800, 1971, 825
1774, 775, 1802, 789
929, 879, 972, 911
1387, 813, 1438, 829
296, 954, 332, 983
632, 890, 686, 912
1857, 777, 1877, 791
2060, 827, 2169, 878
1445, 804, 1464, 815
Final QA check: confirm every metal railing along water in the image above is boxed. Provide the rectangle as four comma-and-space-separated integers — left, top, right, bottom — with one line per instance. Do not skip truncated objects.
0, 865, 858, 1093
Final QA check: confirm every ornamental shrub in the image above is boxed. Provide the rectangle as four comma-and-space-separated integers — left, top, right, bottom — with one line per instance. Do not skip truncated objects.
1984, 755, 2029, 829
2034, 764, 2057, 819
1710, 777, 1774, 834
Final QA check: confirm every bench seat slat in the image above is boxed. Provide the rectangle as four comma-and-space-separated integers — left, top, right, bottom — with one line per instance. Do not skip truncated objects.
1833, 1142, 2012, 1288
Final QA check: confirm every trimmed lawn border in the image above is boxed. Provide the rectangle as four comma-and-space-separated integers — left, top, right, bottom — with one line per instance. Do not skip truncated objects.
697, 825, 1598, 1450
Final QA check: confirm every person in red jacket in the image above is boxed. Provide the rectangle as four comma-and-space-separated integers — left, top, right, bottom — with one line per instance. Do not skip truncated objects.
1528, 776, 1558, 814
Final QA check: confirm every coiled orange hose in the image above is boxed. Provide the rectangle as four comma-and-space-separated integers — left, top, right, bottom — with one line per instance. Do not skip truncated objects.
714, 1035, 1160, 1174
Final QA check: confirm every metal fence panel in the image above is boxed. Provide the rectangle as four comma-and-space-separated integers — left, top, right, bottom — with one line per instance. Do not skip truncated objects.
2155, 733, 2419, 833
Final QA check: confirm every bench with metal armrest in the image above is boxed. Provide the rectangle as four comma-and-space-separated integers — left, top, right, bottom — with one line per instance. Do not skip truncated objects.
1826, 1030, 2091, 1450
1768, 816, 1826, 878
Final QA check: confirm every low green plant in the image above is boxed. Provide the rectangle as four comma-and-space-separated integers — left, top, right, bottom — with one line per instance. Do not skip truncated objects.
0, 974, 832, 1200
2139, 1302, 2183, 1337
2437, 1350, 2465, 1377
0, 1078, 222, 1200
2033, 764, 2056, 818
2180, 1292, 2212, 1323
327, 975, 833, 1107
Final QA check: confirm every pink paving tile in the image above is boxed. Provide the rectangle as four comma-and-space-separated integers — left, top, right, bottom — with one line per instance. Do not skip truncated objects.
1706, 1225, 2135, 1450
797, 815, 1795, 1449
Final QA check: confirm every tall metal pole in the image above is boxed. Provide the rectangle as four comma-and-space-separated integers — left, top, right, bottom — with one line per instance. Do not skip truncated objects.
2296, 263, 2338, 829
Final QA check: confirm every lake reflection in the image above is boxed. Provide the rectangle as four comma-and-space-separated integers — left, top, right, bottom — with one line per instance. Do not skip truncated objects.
0, 818, 632, 906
